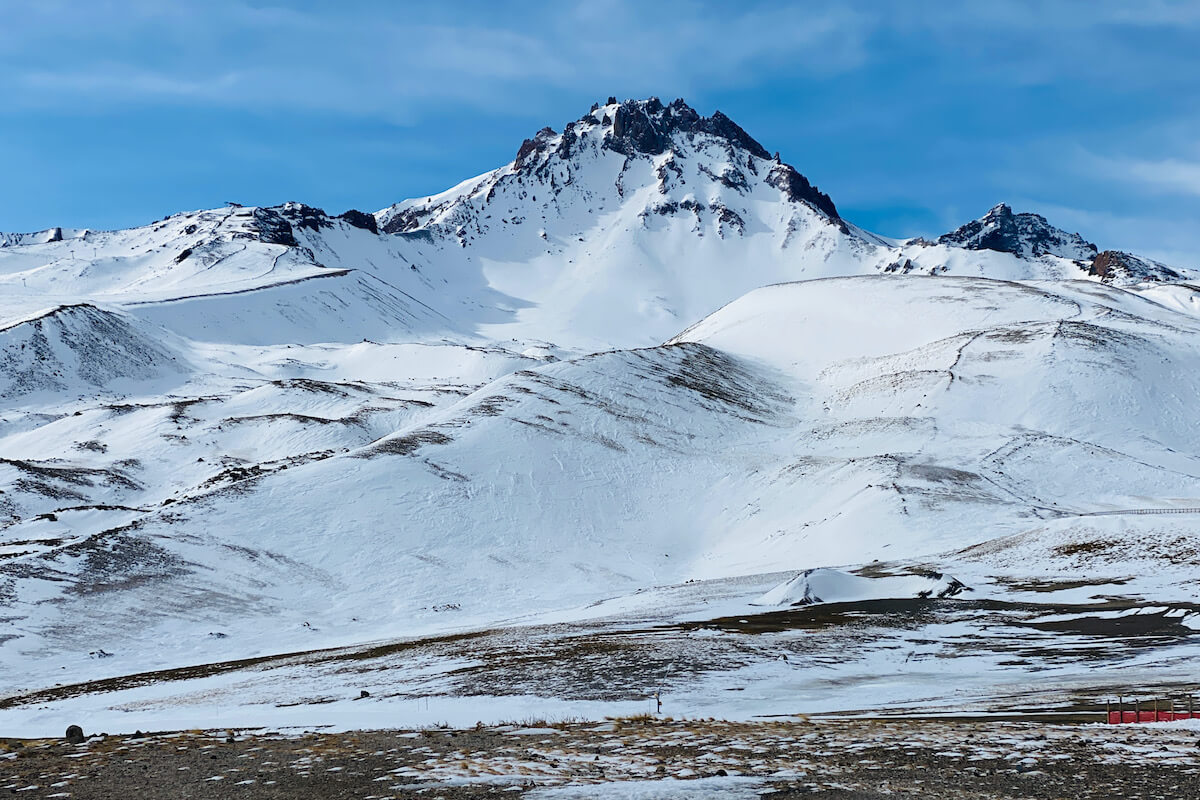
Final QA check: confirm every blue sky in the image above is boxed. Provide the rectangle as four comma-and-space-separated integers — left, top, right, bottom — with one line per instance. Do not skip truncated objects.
3, 0, 1199, 265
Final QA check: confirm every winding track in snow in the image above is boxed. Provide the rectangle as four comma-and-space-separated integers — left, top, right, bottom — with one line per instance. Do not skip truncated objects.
1071, 507, 1200, 517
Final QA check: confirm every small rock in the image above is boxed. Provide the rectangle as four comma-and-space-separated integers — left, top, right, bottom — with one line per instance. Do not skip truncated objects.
65, 725, 85, 744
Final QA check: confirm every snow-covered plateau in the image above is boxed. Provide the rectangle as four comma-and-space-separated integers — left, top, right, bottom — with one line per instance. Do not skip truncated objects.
3, 98, 1200, 737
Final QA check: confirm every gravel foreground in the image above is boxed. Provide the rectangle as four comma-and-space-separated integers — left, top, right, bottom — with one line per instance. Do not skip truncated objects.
2, 717, 1198, 799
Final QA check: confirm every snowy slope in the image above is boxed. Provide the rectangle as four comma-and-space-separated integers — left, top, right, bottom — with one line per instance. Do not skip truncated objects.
5, 275, 1200, 695
0, 304, 186, 400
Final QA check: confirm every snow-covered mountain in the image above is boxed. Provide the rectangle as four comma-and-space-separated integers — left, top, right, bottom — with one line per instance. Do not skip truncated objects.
4, 98, 1190, 352
3, 98, 1200, 729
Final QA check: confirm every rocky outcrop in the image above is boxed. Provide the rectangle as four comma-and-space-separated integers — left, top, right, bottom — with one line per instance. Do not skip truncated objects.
603, 98, 772, 160
766, 163, 840, 222
515, 126, 558, 168
1090, 250, 1183, 283
251, 207, 298, 247
251, 203, 355, 244
278, 203, 331, 232
938, 204, 1097, 260
556, 122, 578, 160
338, 209, 379, 234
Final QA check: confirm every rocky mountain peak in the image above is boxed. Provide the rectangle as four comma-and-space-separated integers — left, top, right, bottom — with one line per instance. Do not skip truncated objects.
602, 97, 772, 160
937, 204, 1098, 260
382, 97, 845, 237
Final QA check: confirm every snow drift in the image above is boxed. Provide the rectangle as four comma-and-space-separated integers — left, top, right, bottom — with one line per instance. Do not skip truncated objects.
753, 568, 969, 607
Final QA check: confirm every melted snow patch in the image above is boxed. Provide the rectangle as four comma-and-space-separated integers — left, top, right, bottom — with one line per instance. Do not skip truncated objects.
753, 568, 969, 607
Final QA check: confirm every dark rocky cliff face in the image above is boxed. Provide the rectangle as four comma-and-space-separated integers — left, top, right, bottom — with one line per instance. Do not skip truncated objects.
603, 98, 772, 161
938, 204, 1097, 260
1090, 250, 1183, 283
251, 207, 299, 247
765, 163, 840, 222
249, 204, 381, 245
339, 209, 379, 234
599, 98, 839, 221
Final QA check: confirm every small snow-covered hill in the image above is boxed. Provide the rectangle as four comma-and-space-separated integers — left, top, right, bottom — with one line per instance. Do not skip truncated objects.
0, 304, 185, 400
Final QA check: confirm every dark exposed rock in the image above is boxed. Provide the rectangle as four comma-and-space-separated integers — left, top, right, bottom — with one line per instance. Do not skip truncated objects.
556, 122, 578, 160
65, 725, 85, 744
712, 204, 746, 234
278, 203, 331, 232
1090, 249, 1183, 283
381, 208, 422, 235
609, 97, 668, 155
1090, 250, 1123, 280
883, 257, 916, 274
938, 203, 1098, 260
698, 110, 771, 161
338, 209, 379, 234
48, 227, 63, 243
765, 163, 840, 221
602, 98, 772, 161
250, 207, 297, 247
174, 248, 192, 264
516, 127, 557, 168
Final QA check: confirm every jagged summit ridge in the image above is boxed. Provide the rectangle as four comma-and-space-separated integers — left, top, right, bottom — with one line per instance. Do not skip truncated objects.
512, 97, 773, 164
604, 97, 772, 161
378, 96, 842, 237
937, 202, 1098, 261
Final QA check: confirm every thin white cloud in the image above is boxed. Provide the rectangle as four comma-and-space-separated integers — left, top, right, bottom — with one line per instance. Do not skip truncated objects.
1119, 158, 1200, 197
0, 0, 872, 120
1086, 153, 1200, 198
21, 68, 243, 99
